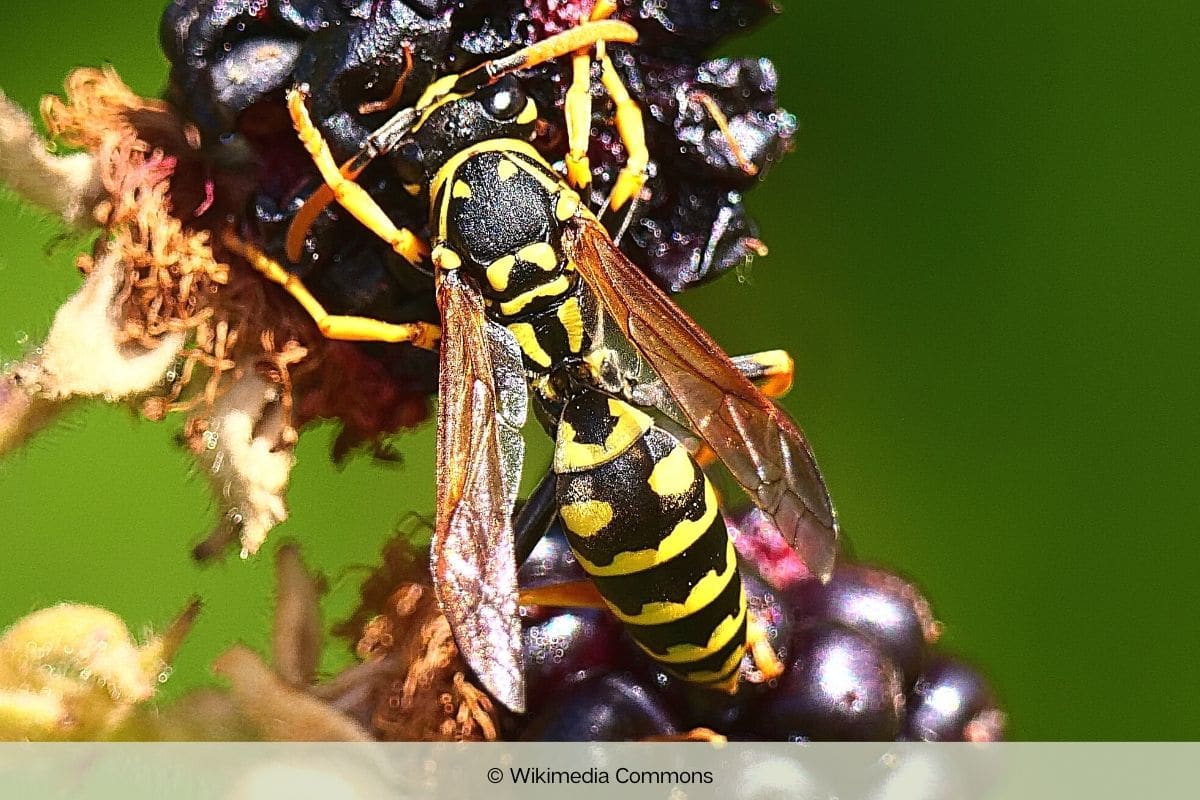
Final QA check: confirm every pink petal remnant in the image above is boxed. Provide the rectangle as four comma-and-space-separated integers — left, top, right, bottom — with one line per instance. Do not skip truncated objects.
729, 506, 815, 592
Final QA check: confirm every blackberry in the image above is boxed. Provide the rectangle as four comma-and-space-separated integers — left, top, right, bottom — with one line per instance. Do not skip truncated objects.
905, 657, 1006, 742
795, 563, 940, 686
520, 672, 679, 741
750, 620, 905, 741
522, 608, 624, 713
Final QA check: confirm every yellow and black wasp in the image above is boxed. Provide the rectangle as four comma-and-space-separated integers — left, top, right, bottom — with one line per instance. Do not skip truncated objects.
223, 17, 839, 713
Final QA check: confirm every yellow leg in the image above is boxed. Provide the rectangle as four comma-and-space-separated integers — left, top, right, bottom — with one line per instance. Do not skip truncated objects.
598, 49, 649, 212
731, 348, 794, 399
746, 611, 785, 681
222, 231, 440, 349
564, 52, 594, 190
518, 580, 607, 609
560, 0, 649, 213
644, 728, 728, 743
287, 88, 430, 266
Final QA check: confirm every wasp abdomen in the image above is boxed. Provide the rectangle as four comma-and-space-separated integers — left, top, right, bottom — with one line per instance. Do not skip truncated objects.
554, 389, 748, 688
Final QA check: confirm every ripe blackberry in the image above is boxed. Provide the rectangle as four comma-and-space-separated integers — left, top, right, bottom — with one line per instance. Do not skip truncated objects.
522, 608, 624, 712
795, 563, 940, 686
520, 672, 679, 740
905, 657, 1006, 742
750, 620, 905, 741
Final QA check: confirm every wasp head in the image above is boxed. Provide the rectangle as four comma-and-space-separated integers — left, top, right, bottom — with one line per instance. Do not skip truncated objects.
384, 73, 538, 189
372, 20, 637, 191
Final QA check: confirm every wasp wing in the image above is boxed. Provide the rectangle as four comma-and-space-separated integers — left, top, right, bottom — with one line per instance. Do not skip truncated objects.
563, 215, 840, 580
432, 269, 528, 713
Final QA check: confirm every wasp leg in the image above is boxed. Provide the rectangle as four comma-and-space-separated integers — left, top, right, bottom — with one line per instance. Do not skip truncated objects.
287, 88, 429, 266
223, 231, 440, 348
518, 580, 607, 609
644, 728, 728, 743
746, 610, 786, 681
563, 51, 594, 192
514, 468, 559, 566
731, 348, 794, 399
562, 0, 648, 217
563, 0, 625, 198
597, 49, 649, 216
559, 0, 650, 220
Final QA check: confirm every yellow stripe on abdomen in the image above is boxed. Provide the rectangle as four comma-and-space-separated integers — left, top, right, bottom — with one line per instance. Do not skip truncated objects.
633, 593, 747, 664
507, 322, 552, 367
599, 538, 739, 626
554, 400, 653, 472
499, 274, 572, 316
570, 482, 719, 575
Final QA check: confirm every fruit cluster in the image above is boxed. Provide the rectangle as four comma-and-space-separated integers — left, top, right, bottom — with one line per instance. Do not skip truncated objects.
160, 0, 795, 296
502, 510, 1005, 742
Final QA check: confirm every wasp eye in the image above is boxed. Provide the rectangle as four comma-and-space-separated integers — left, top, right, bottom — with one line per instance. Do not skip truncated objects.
483, 78, 526, 121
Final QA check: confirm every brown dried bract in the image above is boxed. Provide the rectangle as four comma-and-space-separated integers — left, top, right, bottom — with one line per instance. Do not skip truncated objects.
335, 536, 498, 742
40, 67, 321, 425
43, 68, 227, 345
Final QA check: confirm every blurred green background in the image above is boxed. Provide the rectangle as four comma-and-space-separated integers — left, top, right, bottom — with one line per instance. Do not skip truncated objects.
0, 2, 1195, 740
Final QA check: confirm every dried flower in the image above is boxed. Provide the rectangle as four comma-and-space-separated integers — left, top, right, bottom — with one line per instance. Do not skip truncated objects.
0, 67, 429, 558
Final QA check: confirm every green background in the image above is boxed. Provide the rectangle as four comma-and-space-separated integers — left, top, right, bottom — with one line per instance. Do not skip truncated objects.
0, 2, 1195, 740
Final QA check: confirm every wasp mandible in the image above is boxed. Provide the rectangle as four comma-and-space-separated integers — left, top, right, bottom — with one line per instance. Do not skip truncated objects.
224, 18, 839, 713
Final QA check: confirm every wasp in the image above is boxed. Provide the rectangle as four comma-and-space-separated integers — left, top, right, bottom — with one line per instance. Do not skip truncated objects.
223, 15, 839, 713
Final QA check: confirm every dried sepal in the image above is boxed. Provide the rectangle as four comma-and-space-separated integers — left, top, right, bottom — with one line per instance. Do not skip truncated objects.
0, 371, 64, 456
212, 645, 373, 742
130, 687, 253, 741
272, 543, 325, 687
0, 247, 187, 459
142, 542, 363, 740
0, 88, 101, 227
12, 249, 186, 404
186, 361, 296, 559
329, 536, 499, 742
0, 600, 198, 741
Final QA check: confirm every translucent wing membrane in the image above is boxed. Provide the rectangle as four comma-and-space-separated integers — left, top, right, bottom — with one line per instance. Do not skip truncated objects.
564, 215, 840, 580
432, 270, 528, 712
